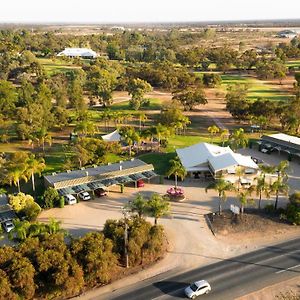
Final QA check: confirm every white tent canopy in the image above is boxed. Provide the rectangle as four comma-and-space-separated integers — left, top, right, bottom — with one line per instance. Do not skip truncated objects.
102, 130, 121, 142
57, 48, 97, 58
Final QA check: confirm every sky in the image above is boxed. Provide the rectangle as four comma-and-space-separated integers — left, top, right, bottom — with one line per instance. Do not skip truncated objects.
0, 0, 300, 24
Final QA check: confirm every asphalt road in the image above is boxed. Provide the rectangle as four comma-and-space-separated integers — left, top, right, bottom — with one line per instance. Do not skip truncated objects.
102, 238, 300, 300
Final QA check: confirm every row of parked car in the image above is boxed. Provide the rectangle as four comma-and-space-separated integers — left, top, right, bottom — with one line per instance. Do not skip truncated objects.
64, 188, 107, 205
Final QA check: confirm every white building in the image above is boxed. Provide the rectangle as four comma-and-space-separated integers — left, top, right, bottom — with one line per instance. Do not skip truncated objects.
176, 142, 259, 185
57, 48, 97, 58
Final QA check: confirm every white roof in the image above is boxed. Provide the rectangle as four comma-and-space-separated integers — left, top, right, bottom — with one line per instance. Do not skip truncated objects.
267, 133, 300, 147
176, 142, 258, 172
57, 48, 97, 58
102, 130, 121, 142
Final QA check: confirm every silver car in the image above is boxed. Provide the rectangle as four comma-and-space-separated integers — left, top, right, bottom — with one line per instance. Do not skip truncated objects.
184, 280, 211, 299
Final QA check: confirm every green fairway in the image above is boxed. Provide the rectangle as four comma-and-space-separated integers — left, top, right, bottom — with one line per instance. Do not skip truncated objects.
111, 98, 162, 111
37, 58, 81, 75
221, 74, 291, 102
286, 60, 300, 69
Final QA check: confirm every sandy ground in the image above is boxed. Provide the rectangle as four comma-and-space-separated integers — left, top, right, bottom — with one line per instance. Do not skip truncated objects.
237, 276, 300, 300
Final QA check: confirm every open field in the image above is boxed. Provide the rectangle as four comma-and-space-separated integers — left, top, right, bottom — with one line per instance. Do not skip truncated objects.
37, 57, 81, 75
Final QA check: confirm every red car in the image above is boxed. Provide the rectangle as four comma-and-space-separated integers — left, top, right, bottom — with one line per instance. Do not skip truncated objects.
94, 188, 107, 197
137, 180, 145, 188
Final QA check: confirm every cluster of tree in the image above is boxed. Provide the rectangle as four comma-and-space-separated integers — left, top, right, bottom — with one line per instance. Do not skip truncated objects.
225, 81, 300, 133
66, 137, 122, 169
39, 187, 65, 209
8, 193, 41, 221
206, 160, 290, 215
0, 211, 166, 299
0, 152, 45, 192
285, 192, 300, 225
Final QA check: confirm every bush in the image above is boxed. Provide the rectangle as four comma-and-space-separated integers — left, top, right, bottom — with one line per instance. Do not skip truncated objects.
59, 196, 65, 208
286, 193, 300, 225
42, 187, 61, 208
264, 203, 275, 214
8, 193, 41, 221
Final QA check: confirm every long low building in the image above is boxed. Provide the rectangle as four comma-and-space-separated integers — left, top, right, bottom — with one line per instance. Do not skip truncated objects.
259, 133, 300, 160
44, 159, 156, 195
57, 47, 97, 58
176, 142, 259, 184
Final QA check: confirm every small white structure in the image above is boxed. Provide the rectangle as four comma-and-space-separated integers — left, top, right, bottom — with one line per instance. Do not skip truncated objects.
176, 142, 258, 182
57, 48, 97, 58
101, 130, 121, 142
277, 30, 297, 39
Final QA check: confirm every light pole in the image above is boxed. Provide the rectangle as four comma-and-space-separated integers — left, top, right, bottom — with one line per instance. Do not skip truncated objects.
122, 207, 129, 268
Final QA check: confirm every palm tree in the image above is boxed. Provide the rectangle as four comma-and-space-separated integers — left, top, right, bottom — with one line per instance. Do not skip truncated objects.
166, 157, 187, 189
271, 179, 289, 210
273, 160, 289, 210
138, 112, 147, 131
25, 154, 46, 192
35, 128, 52, 152
237, 185, 255, 214
207, 125, 220, 143
255, 164, 276, 209
235, 166, 244, 191
229, 128, 248, 151
9, 219, 31, 241
147, 193, 170, 225
220, 128, 229, 146
125, 194, 147, 218
119, 127, 140, 156
205, 179, 235, 215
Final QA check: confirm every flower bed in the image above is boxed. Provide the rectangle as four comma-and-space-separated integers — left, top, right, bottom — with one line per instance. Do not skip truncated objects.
166, 187, 185, 202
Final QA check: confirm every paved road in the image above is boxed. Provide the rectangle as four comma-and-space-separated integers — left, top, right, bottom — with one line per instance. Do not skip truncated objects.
101, 238, 300, 300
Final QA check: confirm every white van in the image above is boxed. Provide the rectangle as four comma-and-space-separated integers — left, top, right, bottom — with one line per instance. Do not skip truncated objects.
64, 194, 77, 205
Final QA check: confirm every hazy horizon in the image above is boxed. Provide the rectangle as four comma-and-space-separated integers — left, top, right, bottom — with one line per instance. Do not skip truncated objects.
1, 0, 300, 24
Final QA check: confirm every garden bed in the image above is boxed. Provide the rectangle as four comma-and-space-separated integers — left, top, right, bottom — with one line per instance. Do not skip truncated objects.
207, 209, 295, 236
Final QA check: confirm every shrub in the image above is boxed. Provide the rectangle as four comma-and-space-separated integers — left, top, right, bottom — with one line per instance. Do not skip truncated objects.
42, 187, 60, 208
286, 193, 300, 225
59, 196, 65, 208
264, 203, 275, 214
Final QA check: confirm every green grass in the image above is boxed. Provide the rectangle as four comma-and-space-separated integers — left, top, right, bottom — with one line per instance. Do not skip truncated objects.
37, 58, 81, 75
110, 98, 162, 111
286, 60, 300, 68
221, 74, 291, 102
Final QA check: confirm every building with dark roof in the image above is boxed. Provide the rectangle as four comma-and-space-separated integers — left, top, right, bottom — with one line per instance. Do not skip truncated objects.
44, 159, 156, 195
259, 133, 300, 160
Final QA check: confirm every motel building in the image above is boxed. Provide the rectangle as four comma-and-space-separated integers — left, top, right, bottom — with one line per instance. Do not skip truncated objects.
176, 142, 260, 187
44, 159, 157, 197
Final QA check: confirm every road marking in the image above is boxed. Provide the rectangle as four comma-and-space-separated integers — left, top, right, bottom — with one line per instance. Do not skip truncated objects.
275, 264, 300, 274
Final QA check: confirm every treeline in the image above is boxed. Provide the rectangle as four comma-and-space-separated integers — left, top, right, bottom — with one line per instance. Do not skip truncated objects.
226, 74, 300, 133
0, 216, 166, 299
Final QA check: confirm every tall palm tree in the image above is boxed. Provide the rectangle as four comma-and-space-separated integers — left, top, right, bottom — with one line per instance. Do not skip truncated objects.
206, 179, 235, 215
207, 125, 220, 143
138, 112, 147, 131
166, 157, 187, 189
229, 128, 248, 151
237, 185, 255, 214
119, 127, 140, 156
255, 164, 276, 209
235, 166, 244, 191
271, 179, 289, 210
25, 154, 46, 192
147, 193, 170, 225
220, 128, 229, 146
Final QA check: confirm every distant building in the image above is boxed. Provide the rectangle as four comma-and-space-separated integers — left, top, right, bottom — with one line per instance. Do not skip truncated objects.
277, 30, 297, 39
176, 142, 258, 185
57, 48, 97, 58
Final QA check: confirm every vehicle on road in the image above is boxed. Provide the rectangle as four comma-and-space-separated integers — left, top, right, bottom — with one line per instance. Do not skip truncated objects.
184, 280, 211, 299
64, 194, 77, 205
137, 179, 145, 188
2, 220, 14, 233
94, 188, 107, 197
78, 191, 91, 201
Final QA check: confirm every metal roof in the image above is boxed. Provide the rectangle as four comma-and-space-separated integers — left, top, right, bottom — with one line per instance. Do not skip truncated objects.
44, 159, 153, 189
261, 134, 300, 152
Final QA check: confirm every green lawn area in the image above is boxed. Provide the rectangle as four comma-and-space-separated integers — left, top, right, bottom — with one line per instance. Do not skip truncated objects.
37, 58, 81, 75
221, 74, 291, 102
110, 98, 162, 111
286, 60, 300, 68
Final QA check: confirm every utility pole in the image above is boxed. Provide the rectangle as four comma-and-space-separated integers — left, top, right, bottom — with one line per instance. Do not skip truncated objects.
122, 208, 129, 268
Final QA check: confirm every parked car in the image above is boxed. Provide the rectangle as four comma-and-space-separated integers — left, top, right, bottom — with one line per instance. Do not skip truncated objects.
184, 280, 211, 299
94, 188, 107, 197
137, 179, 145, 188
3, 220, 14, 233
64, 194, 77, 205
78, 191, 91, 201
